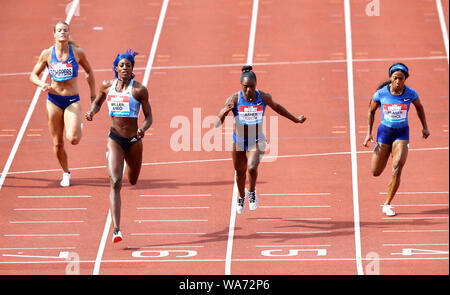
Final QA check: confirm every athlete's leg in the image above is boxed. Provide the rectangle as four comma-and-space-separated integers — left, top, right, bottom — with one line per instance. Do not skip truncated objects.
246, 140, 266, 192
63, 101, 83, 145
124, 140, 143, 186
384, 140, 409, 205
46, 100, 69, 173
107, 138, 125, 231
232, 143, 247, 199
371, 142, 391, 177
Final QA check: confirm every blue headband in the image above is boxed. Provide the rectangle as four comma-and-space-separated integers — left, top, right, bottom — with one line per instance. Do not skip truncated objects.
113, 49, 139, 79
389, 64, 409, 77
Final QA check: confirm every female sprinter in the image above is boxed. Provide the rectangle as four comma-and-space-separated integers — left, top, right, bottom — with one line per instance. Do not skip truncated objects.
85, 49, 153, 243
30, 21, 96, 187
216, 65, 306, 214
363, 63, 430, 216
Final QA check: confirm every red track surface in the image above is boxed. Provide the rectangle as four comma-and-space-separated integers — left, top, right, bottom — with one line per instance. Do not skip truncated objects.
0, 0, 448, 275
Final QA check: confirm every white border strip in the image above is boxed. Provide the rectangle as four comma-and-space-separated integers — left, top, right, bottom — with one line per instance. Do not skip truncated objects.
344, 0, 364, 275
92, 0, 170, 275
435, 0, 449, 64
0, 0, 79, 192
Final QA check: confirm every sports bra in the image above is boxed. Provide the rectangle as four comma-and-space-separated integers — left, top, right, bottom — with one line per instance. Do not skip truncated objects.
48, 44, 79, 82
106, 79, 141, 118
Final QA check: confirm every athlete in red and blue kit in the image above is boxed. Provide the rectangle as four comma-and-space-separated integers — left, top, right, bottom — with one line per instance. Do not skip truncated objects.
363, 63, 430, 217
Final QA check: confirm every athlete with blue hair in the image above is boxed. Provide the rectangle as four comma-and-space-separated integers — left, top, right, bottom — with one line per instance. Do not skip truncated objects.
363, 63, 430, 216
86, 49, 153, 243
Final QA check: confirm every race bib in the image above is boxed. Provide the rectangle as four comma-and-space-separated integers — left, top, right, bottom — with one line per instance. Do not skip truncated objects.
49, 62, 73, 81
383, 104, 407, 123
107, 95, 130, 117
238, 105, 264, 125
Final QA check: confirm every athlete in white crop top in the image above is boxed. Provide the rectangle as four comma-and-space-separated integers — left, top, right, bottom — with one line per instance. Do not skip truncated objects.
86, 49, 153, 243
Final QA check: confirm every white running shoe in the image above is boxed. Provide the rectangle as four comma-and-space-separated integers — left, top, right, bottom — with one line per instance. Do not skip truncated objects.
60, 172, 70, 187
236, 194, 245, 214
382, 204, 396, 216
248, 189, 258, 210
112, 229, 123, 243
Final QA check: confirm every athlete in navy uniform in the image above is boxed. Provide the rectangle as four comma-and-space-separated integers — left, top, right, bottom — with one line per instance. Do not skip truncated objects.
363, 63, 430, 216
86, 49, 153, 243
30, 21, 96, 187
216, 66, 306, 214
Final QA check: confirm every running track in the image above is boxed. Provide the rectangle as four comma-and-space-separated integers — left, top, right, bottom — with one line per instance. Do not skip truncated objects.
0, 0, 448, 275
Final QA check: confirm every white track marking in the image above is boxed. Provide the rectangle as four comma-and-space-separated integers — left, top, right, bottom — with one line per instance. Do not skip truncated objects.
435, 0, 449, 64
7, 146, 447, 176
1, 55, 447, 77
344, 0, 364, 275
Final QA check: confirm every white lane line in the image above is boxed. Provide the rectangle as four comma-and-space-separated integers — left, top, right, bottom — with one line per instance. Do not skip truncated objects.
142, 0, 170, 87
1, 55, 447, 78
9, 221, 84, 224
130, 233, 206, 236
125, 245, 204, 249
225, 172, 239, 275
381, 217, 448, 220
255, 245, 331, 247
14, 208, 87, 211
257, 218, 332, 221
260, 205, 331, 208
379, 191, 449, 195
135, 219, 208, 222
3, 234, 80, 237
344, 0, 364, 275
93, 0, 170, 275
382, 230, 448, 233
257, 231, 332, 234
7, 146, 448, 176
380, 204, 448, 207
383, 243, 449, 247
0, 0, 79, 193
0, 247, 76, 251
436, 0, 449, 64
140, 194, 212, 197
93, 209, 111, 275
136, 206, 209, 210
17, 195, 91, 198
260, 193, 331, 196
246, 0, 259, 65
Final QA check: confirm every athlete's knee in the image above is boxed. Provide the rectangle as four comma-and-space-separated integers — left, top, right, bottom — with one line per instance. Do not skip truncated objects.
53, 140, 65, 151
247, 164, 259, 176
371, 168, 382, 177
67, 134, 81, 145
392, 163, 404, 177
109, 176, 123, 190
235, 168, 246, 179
128, 175, 139, 186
